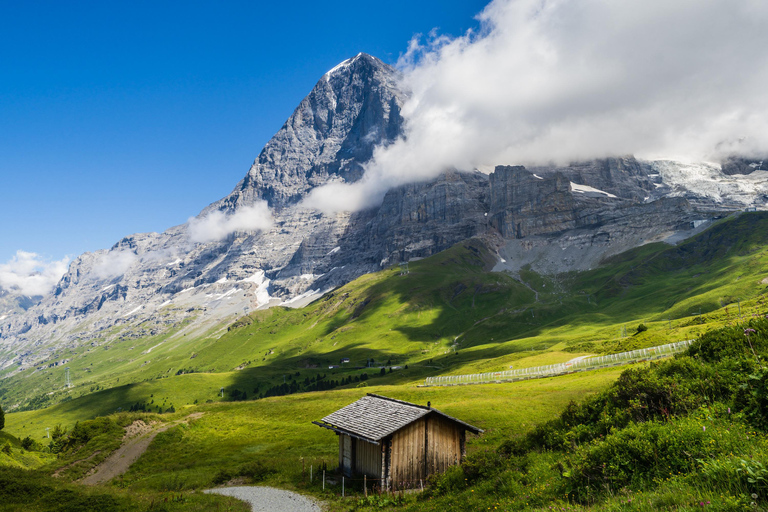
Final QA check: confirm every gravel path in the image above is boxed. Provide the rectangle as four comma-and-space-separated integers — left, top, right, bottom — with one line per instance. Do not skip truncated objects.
81, 413, 204, 485
204, 486, 322, 512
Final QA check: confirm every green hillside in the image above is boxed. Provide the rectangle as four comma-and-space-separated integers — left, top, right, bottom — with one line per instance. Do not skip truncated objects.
2, 212, 768, 431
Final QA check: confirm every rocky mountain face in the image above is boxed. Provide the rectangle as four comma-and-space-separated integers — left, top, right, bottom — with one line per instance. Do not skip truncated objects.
2, 53, 768, 374
213, 53, 404, 212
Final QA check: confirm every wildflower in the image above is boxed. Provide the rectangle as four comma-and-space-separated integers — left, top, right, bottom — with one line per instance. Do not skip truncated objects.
745, 328, 757, 334
753, 494, 759, 499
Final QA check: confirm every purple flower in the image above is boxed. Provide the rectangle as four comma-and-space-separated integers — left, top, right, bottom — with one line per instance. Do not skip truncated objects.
745, 328, 757, 334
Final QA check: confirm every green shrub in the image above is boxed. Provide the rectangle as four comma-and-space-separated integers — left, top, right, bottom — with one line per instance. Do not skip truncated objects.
65, 417, 123, 452
564, 413, 757, 499
20, 436, 37, 451
461, 450, 506, 484
424, 464, 466, 497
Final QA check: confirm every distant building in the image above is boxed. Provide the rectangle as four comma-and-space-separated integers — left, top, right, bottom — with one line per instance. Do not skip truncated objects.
313, 394, 483, 490
745, 206, 758, 212
328, 365, 339, 369
340, 358, 350, 364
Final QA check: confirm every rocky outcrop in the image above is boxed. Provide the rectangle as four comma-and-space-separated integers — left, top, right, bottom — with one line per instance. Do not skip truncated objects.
489, 166, 577, 238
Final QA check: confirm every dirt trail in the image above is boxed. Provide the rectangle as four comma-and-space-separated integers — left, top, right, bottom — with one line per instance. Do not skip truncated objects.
81, 413, 204, 486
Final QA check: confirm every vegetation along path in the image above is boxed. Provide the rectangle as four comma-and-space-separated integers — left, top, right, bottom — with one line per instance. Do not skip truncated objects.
80, 412, 204, 485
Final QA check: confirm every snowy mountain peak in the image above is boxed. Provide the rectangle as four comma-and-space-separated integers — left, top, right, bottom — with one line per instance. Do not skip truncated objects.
212, 53, 406, 212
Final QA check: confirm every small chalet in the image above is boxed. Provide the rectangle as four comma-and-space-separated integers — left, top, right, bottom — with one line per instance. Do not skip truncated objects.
313, 394, 483, 490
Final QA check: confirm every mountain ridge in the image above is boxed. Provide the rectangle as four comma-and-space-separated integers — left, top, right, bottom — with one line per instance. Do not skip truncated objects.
1, 53, 768, 375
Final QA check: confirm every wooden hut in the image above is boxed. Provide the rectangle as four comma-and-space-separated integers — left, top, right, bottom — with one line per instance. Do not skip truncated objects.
313, 394, 483, 490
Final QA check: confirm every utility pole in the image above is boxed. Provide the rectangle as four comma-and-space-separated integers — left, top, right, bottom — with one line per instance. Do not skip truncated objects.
65, 367, 72, 388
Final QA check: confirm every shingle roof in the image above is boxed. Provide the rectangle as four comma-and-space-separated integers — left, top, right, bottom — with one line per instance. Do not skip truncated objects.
313, 394, 483, 442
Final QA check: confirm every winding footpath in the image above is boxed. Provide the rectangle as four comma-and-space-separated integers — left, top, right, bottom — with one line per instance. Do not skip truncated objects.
80, 413, 204, 485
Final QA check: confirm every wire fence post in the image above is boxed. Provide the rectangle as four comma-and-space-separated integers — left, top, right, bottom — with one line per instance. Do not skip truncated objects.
310, 465, 313, 483
342, 476, 345, 497
364, 475, 367, 497
323, 470, 325, 490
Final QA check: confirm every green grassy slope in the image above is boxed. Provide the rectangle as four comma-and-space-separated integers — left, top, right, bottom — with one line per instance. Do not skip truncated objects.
2, 212, 768, 434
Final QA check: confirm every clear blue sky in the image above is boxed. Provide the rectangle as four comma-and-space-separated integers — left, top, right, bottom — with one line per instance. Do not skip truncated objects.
0, 0, 488, 264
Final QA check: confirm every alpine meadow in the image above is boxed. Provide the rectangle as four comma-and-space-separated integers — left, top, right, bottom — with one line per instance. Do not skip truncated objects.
2, 1, 768, 511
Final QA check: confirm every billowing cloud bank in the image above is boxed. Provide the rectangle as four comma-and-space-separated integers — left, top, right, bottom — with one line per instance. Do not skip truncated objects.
305, 0, 768, 212
0, 251, 70, 296
187, 202, 274, 243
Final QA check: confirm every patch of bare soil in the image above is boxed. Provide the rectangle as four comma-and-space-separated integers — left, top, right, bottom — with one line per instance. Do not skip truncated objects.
80, 413, 204, 486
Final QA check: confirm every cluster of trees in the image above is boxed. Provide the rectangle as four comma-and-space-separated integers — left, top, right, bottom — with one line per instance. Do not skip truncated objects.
127, 400, 174, 414
228, 371, 374, 401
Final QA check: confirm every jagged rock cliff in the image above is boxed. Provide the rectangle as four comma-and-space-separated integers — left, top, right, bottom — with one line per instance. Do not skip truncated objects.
214, 53, 404, 211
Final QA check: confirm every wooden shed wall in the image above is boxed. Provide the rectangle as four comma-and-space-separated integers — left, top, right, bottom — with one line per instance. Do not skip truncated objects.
426, 414, 462, 475
339, 434, 353, 475
354, 439, 382, 478
390, 418, 426, 485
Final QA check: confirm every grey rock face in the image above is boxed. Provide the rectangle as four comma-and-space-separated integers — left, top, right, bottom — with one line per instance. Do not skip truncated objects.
214, 53, 404, 212
489, 166, 577, 238
529, 157, 658, 202
720, 156, 767, 176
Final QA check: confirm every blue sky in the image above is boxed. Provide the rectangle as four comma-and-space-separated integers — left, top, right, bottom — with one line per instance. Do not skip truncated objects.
0, 0, 488, 265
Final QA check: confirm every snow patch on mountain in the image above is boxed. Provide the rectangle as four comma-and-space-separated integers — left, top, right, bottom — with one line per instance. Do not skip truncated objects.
651, 160, 768, 206
570, 182, 618, 198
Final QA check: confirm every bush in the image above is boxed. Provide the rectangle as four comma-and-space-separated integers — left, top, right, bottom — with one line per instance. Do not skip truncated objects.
635, 323, 648, 334
20, 436, 37, 451
424, 464, 466, 497
461, 450, 507, 484
564, 413, 758, 499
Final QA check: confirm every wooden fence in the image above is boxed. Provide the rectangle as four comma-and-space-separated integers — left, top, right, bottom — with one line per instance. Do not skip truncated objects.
423, 339, 693, 387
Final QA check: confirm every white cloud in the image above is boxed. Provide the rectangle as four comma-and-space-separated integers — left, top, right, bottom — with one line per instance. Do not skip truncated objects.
187, 202, 274, 243
304, 0, 768, 212
0, 251, 70, 296
92, 250, 139, 279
